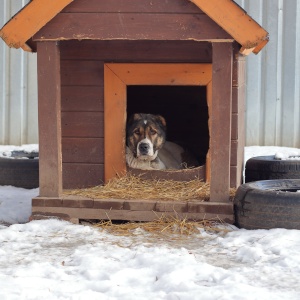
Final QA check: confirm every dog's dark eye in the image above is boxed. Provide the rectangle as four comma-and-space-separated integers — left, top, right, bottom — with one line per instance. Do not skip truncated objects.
133, 129, 140, 135
150, 129, 157, 135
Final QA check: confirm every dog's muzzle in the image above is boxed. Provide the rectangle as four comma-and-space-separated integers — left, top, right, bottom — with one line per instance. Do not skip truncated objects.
138, 142, 150, 155
136, 138, 157, 160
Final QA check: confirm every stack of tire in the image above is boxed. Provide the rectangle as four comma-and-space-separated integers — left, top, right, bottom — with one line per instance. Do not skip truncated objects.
234, 155, 300, 230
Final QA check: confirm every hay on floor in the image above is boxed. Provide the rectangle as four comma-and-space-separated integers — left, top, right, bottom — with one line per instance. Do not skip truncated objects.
65, 174, 236, 202
87, 214, 231, 236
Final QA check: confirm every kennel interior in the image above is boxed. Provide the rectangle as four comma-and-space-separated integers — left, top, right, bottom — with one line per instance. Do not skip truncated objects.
0, 0, 268, 223
127, 85, 209, 166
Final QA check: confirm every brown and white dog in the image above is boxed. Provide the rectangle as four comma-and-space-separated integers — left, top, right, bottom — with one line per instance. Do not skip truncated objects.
126, 113, 197, 170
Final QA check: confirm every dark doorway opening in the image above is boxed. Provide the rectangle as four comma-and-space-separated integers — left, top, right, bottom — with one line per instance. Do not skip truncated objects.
127, 85, 209, 165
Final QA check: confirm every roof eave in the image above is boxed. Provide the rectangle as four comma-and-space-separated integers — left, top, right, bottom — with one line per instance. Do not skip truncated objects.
189, 0, 269, 55
0, 0, 73, 52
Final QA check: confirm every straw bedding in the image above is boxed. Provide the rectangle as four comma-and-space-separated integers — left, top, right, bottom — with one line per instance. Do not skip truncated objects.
82, 214, 231, 236
65, 174, 236, 202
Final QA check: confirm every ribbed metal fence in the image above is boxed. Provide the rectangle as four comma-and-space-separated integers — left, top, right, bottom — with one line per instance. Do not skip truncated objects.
0, 0, 38, 145
0, 0, 299, 147
236, 0, 300, 147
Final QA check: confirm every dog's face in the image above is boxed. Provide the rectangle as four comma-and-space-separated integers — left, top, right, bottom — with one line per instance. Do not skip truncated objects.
126, 113, 166, 161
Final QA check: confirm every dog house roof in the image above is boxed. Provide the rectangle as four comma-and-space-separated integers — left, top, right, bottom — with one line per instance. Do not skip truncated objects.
0, 0, 268, 55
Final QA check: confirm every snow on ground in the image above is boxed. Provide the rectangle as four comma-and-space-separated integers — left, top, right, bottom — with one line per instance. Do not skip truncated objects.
0, 145, 300, 299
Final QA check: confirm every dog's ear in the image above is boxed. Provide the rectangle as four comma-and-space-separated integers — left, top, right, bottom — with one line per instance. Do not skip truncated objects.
127, 113, 142, 125
155, 115, 167, 129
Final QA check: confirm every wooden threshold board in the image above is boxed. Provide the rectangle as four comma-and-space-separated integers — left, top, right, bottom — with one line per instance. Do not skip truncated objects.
31, 196, 234, 224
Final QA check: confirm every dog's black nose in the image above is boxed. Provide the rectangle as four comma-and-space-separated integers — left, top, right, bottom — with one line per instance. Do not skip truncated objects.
139, 143, 150, 154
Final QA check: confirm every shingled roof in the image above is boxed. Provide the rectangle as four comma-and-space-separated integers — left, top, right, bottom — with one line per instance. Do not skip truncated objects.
0, 0, 268, 55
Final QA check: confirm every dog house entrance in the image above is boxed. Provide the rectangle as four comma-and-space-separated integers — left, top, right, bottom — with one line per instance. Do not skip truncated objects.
127, 85, 209, 166
104, 63, 212, 182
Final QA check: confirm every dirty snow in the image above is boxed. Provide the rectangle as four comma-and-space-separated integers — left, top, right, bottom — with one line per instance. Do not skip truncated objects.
0, 145, 300, 300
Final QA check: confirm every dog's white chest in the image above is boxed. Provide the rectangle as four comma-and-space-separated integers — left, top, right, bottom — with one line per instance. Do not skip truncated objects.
126, 147, 166, 170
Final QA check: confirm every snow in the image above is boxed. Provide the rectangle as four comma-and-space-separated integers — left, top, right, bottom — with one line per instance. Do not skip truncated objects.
0, 145, 300, 299
274, 150, 300, 160
0, 144, 38, 158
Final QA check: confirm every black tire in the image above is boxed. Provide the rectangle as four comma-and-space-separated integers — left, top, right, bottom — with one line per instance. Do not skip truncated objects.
245, 155, 300, 182
0, 157, 39, 189
234, 179, 300, 230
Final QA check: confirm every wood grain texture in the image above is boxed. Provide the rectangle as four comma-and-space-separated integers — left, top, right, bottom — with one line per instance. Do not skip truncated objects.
33, 13, 231, 42
61, 86, 103, 112
61, 60, 104, 86
0, 0, 73, 50
31, 206, 233, 223
209, 43, 233, 202
37, 41, 62, 197
61, 112, 103, 138
31, 200, 234, 223
104, 66, 127, 182
60, 40, 212, 62
62, 0, 203, 14
62, 138, 104, 163
63, 163, 104, 189
190, 0, 268, 54
104, 63, 212, 183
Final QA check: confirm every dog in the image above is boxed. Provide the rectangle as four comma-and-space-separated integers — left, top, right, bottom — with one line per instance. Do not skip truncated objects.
126, 113, 198, 170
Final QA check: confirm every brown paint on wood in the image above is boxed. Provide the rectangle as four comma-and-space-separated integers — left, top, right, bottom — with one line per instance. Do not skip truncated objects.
230, 141, 238, 167
93, 199, 124, 210
61, 60, 104, 86
190, 0, 269, 54
128, 166, 205, 182
231, 114, 238, 140
209, 43, 233, 202
37, 41, 63, 197
62, 138, 104, 163
63, 198, 94, 208
123, 200, 156, 211
62, 0, 203, 14
104, 63, 212, 183
62, 163, 104, 189
33, 13, 231, 42
0, 0, 73, 50
232, 55, 246, 87
60, 40, 212, 63
31, 205, 234, 223
156, 202, 188, 213
205, 81, 212, 183
61, 86, 104, 112
61, 112, 103, 138
188, 202, 233, 214
231, 46, 245, 188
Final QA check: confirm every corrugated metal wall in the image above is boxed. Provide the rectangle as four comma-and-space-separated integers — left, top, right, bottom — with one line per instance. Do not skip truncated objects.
0, 0, 299, 147
0, 0, 38, 145
236, 0, 300, 148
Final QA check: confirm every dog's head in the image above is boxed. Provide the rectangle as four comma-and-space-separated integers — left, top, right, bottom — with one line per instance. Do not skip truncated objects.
126, 113, 167, 161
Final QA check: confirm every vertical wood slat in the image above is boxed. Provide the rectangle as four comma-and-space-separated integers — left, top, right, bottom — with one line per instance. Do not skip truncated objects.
104, 65, 127, 182
37, 41, 62, 197
210, 43, 233, 202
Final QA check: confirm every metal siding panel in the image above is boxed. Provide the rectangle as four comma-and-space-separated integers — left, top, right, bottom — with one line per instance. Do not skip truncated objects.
281, 0, 298, 147
0, 0, 9, 144
0, 0, 299, 147
236, 0, 300, 148
0, 0, 38, 145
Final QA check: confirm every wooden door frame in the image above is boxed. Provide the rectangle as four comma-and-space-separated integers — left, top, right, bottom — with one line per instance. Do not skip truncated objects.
104, 63, 212, 181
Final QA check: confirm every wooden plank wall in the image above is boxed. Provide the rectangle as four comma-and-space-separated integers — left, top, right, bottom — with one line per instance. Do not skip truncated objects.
60, 40, 212, 189
33, 0, 231, 42
54, 0, 243, 190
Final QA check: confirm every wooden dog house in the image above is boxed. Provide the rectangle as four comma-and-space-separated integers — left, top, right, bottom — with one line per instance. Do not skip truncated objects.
0, 0, 268, 223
